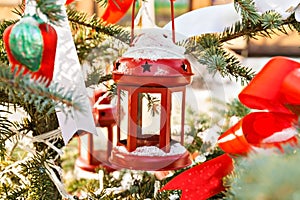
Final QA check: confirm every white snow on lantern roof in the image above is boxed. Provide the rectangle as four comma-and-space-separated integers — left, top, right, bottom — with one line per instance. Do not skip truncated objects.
116, 142, 187, 156
122, 28, 186, 60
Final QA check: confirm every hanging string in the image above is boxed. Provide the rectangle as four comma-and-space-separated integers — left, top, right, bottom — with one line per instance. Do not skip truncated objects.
131, 0, 137, 45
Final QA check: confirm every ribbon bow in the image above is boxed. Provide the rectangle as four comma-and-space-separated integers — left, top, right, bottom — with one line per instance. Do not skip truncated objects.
161, 57, 300, 200
218, 56, 300, 154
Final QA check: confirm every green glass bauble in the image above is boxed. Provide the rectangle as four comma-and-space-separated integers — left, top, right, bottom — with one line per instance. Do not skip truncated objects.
9, 16, 43, 72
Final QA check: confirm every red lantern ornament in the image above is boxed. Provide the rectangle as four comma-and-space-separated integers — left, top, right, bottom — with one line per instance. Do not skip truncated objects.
3, 15, 57, 86
110, 41, 193, 171
76, 87, 117, 172
109, 0, 193, 171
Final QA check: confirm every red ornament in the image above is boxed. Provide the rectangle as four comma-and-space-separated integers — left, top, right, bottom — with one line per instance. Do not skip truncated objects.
3, 16, 57, 86
101, 0, 134, 24
160, 154, 234, 200
110, 57, 193, 171
65, 0, 75, 5
76, 87, 117, 172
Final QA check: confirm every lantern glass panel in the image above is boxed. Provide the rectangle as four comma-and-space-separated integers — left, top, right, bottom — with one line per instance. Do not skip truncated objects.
141, 93, 161, 136
171, 91, 183, 143
79, 133, 89, 161
119, 89, 129, 141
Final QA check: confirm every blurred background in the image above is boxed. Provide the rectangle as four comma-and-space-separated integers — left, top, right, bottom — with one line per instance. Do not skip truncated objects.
1, 0, 299, 57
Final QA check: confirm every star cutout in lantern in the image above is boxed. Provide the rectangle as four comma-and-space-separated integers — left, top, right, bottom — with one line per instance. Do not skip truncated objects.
141, 61, 151, 72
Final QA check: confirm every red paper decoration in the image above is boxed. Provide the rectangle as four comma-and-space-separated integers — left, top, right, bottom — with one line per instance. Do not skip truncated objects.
65, 0, 75, 5
217, 120, 251, 155
160, 154, 234, 200
281, 68, 300, 105
101, 0, 134, 24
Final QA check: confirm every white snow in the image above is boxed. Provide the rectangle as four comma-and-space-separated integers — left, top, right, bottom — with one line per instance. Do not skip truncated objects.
123, 28, 186, 60
115, 142, 187, 156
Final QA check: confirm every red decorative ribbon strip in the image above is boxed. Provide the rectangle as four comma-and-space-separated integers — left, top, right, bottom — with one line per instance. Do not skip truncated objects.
219, 56, 300, 154
160, 57, 300, 200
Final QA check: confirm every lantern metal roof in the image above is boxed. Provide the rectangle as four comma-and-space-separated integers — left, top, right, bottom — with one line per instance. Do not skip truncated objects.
113, 28, 193, 87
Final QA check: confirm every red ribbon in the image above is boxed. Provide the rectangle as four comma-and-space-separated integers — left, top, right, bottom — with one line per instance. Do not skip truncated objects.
160, 57, 300, 200
219, 56, 300, 154
66, 0, 133, 23
101, 0, 134, 24
239, 56, 300, 113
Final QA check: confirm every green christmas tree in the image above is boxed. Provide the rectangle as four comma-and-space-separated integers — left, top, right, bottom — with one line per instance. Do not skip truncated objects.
0, 0, 299, 199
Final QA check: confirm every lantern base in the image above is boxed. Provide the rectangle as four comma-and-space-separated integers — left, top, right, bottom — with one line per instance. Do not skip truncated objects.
109, 147, 191, 171
75, 157, 116, 173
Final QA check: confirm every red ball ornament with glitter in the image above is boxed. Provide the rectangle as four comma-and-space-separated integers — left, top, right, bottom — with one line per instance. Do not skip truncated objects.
3, 15, 57, 86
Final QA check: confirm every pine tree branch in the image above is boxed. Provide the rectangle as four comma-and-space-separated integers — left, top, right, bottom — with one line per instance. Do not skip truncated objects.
220, 11, 293, 43
95, 0, 108, 7
36, 0, 65, 25
0, 110, 16, 160
98, 74, 112, 84
0, 65, 82, 114
184, 35, 255, 84
0, 20, 18, 65
234, 0, 260, 25
183, 10, 300, 84
73, 28, 107, 63
67, 8, 131, 45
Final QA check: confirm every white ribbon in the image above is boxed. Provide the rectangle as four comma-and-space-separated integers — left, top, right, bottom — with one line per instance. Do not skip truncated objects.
52, 0, 97, 144
134, 0, 156, 28
254, 0, 300, 20
164, 1, 300, 40
163, 3, 241, 40
24, 0, 97, 144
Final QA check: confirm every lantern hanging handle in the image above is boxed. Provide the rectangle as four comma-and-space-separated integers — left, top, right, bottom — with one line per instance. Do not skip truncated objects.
130, 0, 176, 45
131, 0, 137, 45
170, 0, 175, 43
